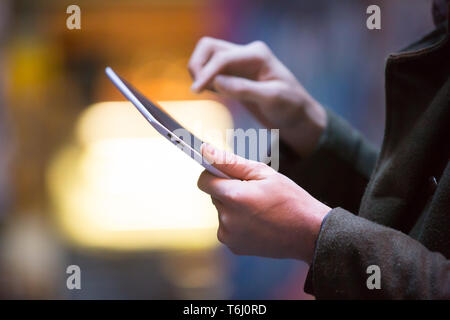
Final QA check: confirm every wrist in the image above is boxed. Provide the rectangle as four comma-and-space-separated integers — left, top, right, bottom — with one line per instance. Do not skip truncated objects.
293, 201, 330, 265
280, 100, 327, 158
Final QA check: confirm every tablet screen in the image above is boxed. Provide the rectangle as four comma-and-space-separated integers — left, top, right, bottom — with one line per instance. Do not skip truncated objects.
106, 67, 230, 179
118, 74, 204, 154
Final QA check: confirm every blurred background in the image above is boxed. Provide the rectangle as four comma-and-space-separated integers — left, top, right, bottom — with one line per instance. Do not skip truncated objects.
0, 0, 435, 299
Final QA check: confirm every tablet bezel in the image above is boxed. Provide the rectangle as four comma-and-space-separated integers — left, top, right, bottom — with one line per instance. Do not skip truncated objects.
105, 67, 230, 179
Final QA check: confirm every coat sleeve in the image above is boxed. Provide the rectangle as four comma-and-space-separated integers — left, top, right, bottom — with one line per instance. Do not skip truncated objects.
304, 207, 450, 299
278, 108, 378, 213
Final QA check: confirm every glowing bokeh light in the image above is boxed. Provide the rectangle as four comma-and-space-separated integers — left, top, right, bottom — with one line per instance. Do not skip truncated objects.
47, 100, 233, 250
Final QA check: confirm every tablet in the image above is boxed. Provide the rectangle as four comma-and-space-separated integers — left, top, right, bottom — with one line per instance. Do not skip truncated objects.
105, 67, 230, 179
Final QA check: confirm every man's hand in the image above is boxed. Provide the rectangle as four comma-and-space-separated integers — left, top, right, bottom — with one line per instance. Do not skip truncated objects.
188, 37, 327, 158
198, 143, 331, 264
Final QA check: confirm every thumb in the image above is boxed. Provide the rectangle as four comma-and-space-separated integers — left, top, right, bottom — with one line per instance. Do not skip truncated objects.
201, 143, 270, 180
213, 74, 274, 105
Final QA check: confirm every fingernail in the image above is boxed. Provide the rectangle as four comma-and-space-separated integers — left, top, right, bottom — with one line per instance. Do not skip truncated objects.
191, 82, 200, 93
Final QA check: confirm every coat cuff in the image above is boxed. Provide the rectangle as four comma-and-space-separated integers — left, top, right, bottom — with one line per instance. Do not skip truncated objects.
303, 207, 359, 298
303, 207, 448, 299
279, 108, 377, 212
304, 207, 371, 298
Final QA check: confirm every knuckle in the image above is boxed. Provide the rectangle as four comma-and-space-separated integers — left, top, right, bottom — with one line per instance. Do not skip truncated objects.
271, 82, 283, 95
263, 165, 276, 176
223, 190, 235, 201
198, 36, 212, 46
266, 83, 284, 104
250, 160, 273, 178
255, 162, 269, 174
223, 188, 241, 202
218, 211, 227, 225
217, 227, 226, 244
249, 40, 271, 57
196, 171, 208, 190
225, 153, 239, 167
250, 40, 266, 50
254, 160, 267, 170
251, 164, 267, 179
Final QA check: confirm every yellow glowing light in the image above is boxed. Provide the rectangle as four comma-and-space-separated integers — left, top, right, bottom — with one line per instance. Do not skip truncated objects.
47, 100, 233, 250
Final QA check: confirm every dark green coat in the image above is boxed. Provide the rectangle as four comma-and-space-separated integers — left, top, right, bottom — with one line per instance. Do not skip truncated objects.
279, 18, 450, 299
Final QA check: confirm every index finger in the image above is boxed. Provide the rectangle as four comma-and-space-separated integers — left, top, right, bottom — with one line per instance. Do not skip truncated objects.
188, 37, 234, 80
197, 170, 242, 201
